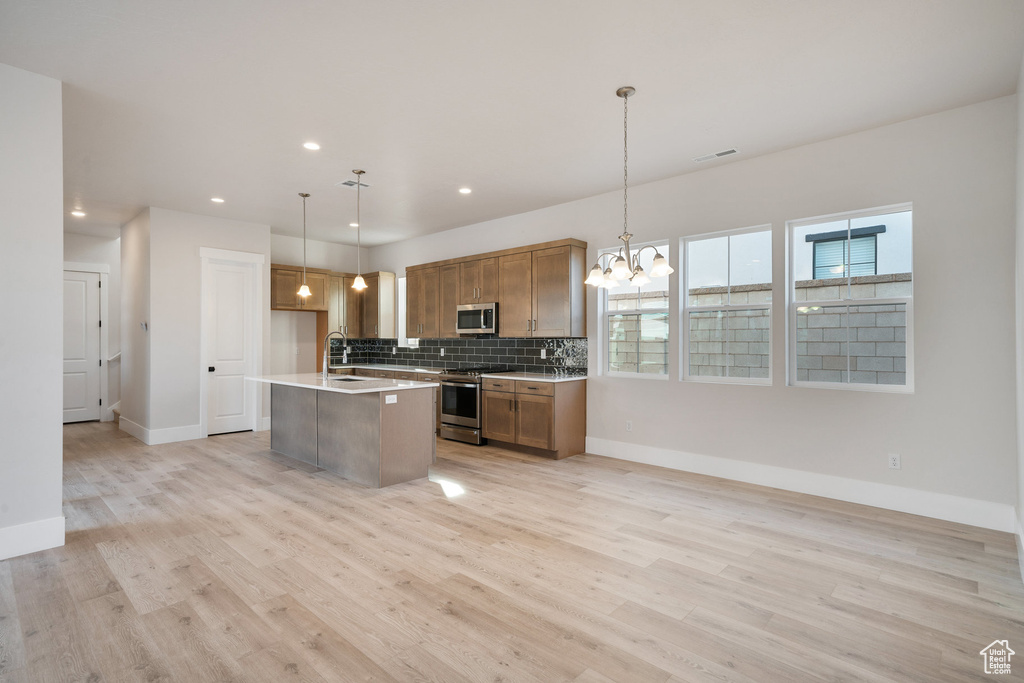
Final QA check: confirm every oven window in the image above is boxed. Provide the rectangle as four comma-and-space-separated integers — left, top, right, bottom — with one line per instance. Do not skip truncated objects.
442, 384, 479, 420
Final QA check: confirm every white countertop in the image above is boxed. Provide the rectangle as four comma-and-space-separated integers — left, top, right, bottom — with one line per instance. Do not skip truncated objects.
481, 372, 587, 383
329, 364, 442, 374
248, 373, 439, 394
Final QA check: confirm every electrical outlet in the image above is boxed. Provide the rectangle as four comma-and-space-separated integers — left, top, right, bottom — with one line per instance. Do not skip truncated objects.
888, 453, 901, 470
540, 348, 547, 359
440, 348, 445, 357
294, 346, 300, 355
625, 420, 633, 432
392, 346, 397, 355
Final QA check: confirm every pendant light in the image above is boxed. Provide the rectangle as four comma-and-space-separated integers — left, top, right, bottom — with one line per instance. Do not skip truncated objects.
350, 169, 368, 291
585, 87, 674, 289
297, 192, 312, 297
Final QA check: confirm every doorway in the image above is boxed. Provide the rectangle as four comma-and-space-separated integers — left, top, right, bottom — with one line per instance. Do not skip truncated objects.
63, 265, 108, 423
200, 248, 264, 436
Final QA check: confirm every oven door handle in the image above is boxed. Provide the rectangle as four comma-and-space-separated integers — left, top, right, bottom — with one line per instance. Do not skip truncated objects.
441, 380, 479, 388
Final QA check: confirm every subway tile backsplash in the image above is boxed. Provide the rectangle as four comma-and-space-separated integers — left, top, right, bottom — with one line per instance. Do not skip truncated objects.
330, 337, 588, 375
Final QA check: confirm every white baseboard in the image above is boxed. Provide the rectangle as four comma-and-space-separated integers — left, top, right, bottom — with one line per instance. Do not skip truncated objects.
102, 400, 121, 423
0, 515, 65, 561
586, 437, 1017, 533
119, 418, 202, 445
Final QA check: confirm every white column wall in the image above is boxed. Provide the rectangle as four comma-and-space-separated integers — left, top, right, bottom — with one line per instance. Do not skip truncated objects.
0, 63, 65, 559
147, 208, 271, 435
371, 96, 1019, 526
119, 209, 151, 433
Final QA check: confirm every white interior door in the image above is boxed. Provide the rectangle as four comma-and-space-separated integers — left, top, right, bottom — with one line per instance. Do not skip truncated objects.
205, 260, 254, 434
64, 271, 101, 422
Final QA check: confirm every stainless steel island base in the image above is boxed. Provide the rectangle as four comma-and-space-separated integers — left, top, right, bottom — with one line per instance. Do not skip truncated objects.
257, 374, 438, 488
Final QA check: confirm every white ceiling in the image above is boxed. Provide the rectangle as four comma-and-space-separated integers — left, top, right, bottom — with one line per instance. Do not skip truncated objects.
2, 1, 1023, 245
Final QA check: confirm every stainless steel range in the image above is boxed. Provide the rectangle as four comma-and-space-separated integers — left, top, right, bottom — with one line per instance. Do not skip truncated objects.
438, 365, 512, 445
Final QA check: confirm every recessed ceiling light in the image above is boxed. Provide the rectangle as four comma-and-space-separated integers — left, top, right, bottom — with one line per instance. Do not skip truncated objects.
211, 197, 225, 203
70, 210, 86, 217
459, 187, 472, 194
349, 223, 359, 228
303, 142, 320, 150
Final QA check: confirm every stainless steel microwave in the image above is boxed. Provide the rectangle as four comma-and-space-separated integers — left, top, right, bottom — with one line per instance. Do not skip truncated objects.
456, 302, 497, 334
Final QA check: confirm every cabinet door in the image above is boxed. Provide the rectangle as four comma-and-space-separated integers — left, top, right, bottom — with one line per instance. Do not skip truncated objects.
362, 275, 380, 337
300, 272, 329, 311
482, 391, 516, 443
478, 257, 498, 303
271, 269, 301, 310
458, 261, 479, 305
406, 269, 424, 336
532, 246, 571, 336
328, 277, 343, 332
498, 252, 532, 337
516, 393, 554, 449
420, 267, 440, 338
439, 264, 459, 338
343, 277, 361, 337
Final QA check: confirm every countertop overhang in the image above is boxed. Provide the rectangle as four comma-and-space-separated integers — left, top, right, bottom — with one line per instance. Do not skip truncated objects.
248, 373, 439, 394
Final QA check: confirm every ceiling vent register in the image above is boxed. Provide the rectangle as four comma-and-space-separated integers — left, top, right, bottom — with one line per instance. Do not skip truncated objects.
692, 148, 739, 163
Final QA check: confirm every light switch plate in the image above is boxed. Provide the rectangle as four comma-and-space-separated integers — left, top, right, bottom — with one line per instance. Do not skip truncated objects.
385, 394, 397, 404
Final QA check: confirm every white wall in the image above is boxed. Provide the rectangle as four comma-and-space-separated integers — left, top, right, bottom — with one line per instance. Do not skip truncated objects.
271, 233, 364, 272
371, 96, 1020, 529
271, 312, 318, 375
147, 208, 272, 434
120, 209, 151, 431
65, 232, 122, 410
0, 63, 65, 559
1015, 54, 1024, 564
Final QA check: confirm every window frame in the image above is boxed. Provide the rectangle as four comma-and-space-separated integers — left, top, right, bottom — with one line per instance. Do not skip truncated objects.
598, 239, 671, 380
680, 224, 773, 386
786, 203, 914, 394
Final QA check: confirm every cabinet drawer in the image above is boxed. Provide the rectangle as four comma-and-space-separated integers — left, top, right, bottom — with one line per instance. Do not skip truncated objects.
393, 372, 416, 381
516, 380, 554, 396
353, 368, 376, 377
415, 371, 440, 382
373, 370, 395, 379
330, 369, 354, 375
483, 378, 514, 393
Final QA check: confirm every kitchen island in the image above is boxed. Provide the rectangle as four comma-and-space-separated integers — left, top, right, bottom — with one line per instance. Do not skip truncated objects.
248, 373, 438, 488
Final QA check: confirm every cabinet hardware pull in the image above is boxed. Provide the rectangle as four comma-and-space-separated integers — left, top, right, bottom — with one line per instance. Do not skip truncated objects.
527, 386, 539, 390
527, 319, 531, 331
533, 319, 537, 332
509, 399, 513, 411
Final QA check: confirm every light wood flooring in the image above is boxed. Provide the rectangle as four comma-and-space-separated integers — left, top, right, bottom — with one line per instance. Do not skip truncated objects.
1, 422, 1023, 682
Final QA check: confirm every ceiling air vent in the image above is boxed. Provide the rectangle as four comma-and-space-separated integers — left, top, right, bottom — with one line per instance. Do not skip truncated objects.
692, 148, 739, 163
335, 179, 370, 188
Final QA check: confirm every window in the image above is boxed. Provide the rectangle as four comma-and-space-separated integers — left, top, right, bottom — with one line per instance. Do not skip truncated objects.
788, 205, 913, 391
601, 242, 670, 376
682, 227, 772, 383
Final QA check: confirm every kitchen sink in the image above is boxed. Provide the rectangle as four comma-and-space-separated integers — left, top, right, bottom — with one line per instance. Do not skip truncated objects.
329, 377, 366, 382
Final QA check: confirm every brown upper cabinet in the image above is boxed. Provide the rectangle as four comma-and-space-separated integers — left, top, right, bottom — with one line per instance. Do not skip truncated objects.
271, 265, 329, 311
439, 264, 459, 338
327, 275, 362, 337
361, 272, 397, 339
459, 258, 498, 304
407, 238, 586, 339
406, 267, 440, 338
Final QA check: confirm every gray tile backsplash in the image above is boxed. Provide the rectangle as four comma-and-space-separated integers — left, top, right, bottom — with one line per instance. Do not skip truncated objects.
330, 337, 588, 375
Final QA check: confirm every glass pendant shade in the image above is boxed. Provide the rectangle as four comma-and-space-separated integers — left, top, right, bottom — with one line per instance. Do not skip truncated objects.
649, 252, 674, 277
601, 268, 619, 289
297, 284, 312, 297
630, 267, 651, 287
611, 255, 631, 280
351, 275, 367, 290
585, 264, 605, 286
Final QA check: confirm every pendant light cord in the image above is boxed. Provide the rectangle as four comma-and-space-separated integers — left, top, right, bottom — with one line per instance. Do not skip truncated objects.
623, 90, 628, 238
356, 174, 361, 275
302, 195, 307, 283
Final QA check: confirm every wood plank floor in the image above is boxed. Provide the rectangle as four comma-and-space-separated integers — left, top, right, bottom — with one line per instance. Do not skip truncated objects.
1, 421, 1022, 682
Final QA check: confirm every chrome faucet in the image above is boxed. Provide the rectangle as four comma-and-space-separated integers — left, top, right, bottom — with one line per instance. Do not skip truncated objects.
322, 330, 347, 380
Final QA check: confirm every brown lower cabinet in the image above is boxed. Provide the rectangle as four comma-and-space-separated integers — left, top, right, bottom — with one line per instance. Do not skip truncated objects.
481, 379, 586, 459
